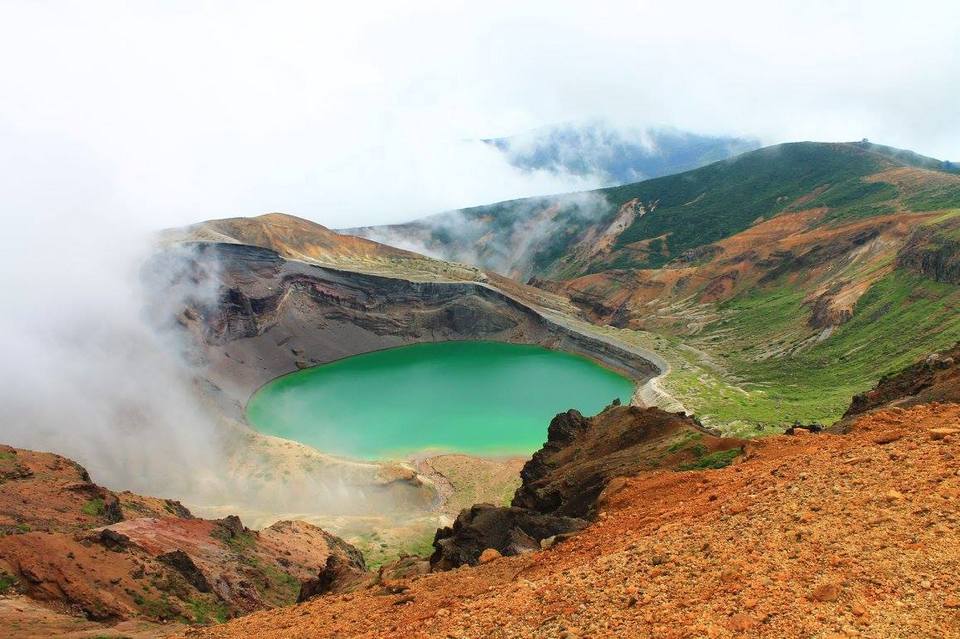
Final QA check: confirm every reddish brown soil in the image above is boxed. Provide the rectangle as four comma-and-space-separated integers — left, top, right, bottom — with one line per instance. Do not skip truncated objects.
0, 445, 188, 535
174, 403, 960, 638
0, 446, 363, 635
556, 208, 937, 332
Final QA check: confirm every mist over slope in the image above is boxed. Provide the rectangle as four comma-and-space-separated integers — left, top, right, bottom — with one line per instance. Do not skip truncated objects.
0, 223, 231, 503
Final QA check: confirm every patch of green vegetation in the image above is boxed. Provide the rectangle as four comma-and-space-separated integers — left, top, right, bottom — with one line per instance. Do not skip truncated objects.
0, 571, 18, 594
666, 431, 702, 453
696, 269, 960, 426
136, 594, 177, 620
0, 451, 15, 462
211, 527, 256, 552
259, 561, 300, 603
14, 523, 31, 533
81, 497, 105, 517
221, 539, 299, 606
679, 448, 741, 471
904, 183, 960, 212
566, 262, 960, 435
687, 443, 708, 458
188, 597, 231, 625
813, 180, 899, 221
353, 527, 436, 570
611, 142, 889, 268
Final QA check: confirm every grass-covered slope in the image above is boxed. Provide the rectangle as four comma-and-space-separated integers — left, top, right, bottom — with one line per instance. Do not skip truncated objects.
542, 145, 960, 432
354, 141, 959, 279
697, 269, 960, 427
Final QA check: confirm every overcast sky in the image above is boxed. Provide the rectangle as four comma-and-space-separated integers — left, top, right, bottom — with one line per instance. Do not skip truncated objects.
1, 0, 958, 230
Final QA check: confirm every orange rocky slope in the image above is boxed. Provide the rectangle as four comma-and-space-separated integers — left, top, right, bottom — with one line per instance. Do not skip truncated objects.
161, 212, 484, 283
546, 206, 939, 334
175, 403, 960, 639
0, 446, 364, 637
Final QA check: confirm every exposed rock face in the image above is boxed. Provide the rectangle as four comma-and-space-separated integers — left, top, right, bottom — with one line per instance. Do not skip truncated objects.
158, 549, 212, 592
430, 405, 744, 570
897, 219, 960, 285
806, 283, 854, 329
147, 242, 659, 400
513, 405, 741, 519
844, 342, 960, 418
296, 544, 367, 602
295, 522, 368, 602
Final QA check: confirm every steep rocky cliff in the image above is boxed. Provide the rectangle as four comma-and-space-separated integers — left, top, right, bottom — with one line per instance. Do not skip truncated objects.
150, 241, 659, 401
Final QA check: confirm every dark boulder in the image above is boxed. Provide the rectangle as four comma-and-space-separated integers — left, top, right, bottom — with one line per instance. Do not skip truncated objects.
215, 515, 246, 538
430, 504, 587, 571
96, 528, 131, 552
102, 493, 124, 524
162, 499, 194, 519
296, 543, 367, 602
158, 550, 211, 593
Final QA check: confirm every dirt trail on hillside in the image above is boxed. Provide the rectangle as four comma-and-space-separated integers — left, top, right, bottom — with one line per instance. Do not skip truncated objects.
174, 403, 960, 639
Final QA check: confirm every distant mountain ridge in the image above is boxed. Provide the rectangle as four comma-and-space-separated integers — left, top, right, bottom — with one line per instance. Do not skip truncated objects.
484, 122, 761, 185
353, 141, 960, 279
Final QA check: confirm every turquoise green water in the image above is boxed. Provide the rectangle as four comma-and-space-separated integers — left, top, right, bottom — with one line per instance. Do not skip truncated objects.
246, 341, 634, 459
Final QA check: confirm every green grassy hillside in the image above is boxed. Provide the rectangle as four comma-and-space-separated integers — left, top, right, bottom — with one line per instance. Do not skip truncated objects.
357, 141, 960, 279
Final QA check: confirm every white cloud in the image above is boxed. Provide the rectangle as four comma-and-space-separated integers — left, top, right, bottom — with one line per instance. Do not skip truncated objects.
0, 0, 957, 231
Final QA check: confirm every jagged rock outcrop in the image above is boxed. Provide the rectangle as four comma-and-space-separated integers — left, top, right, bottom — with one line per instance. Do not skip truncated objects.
513, 405, 742, 519
158, 549, 212, 592
296, 542, 367, 602
430, 404, 744, 570
430, 504, 588, 571
844, 342, 960, 418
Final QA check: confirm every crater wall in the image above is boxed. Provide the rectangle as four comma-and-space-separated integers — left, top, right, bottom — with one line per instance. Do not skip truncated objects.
160, 242, 660, 402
